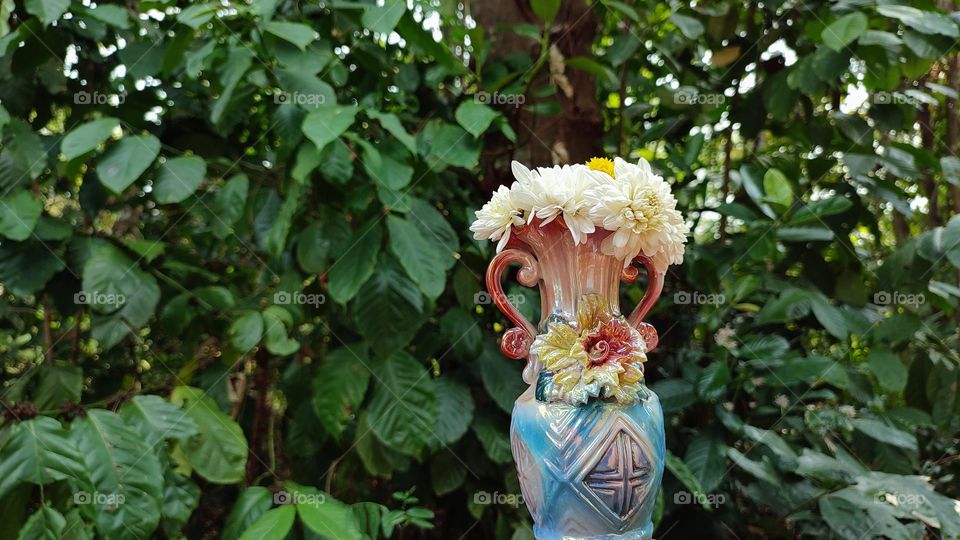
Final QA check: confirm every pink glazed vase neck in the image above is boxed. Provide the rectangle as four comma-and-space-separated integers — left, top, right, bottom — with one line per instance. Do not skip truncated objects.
485, 218, 663, 384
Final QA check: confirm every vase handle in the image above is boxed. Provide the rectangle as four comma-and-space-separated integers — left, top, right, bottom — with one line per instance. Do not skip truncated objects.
485, 248, 541, 380
622, 255, 663, 352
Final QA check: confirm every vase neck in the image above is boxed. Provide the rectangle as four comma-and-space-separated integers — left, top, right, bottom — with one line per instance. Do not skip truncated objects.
514, 219, 623, 330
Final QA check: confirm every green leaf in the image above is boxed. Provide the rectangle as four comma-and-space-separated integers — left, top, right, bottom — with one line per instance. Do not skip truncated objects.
810, 294, 848, 339
867, 350, 907, 393
852, 418, 916, 451
762, 168, 793, 209
83, 4, 130, 28
312, 345, 372, 439
262, 21, 317, 50
684, 431, 727, 492
431, 377, 474, 446
694, 362, 730, 401
670, 13, 705, 39
366, 351, 437, 457
210, 47, 253, 125
821, 12, 868, 51
353, 266, 426, 356
18, 505, 66, 540
0, 416, 86, 500
0, 190, 42, 241
368, 111, 417, 154
25, 0, 68, 25
0, 240, 65, 296
71, 409, 163, 540
97, 135, 161, 194
417, 121, 480, 170
877, 5, 959, 38
262, 305, 300, 356
223, 487, 274, 540
176, 4, 215, 29
387, 215, 448, 299
171, 386, 249, 484
2, 119, 46, 182
454, 101, 500, 138
33, 364, 82, 410
81, 241, 160, 348
229, 311, 264, 352
290, 484, 363, 540
479, 345, 526, 414
530, 0, 560, 22
120, 395, 200, 447
61, 118, 119, 160
161, 470, 200, 536
431, 451, 467, 496
789, 197, 852, 224
327, 224, 381, 304
302, 106, 358, 152
239, 506, 296, 540
471, 413, 512, 463
212, 173, 249, 239
153, 156, 206, 204
665, 452, 712, 511
362, 0, 406, 34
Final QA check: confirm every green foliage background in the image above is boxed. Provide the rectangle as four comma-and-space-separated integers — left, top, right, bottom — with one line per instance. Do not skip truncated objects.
1, 0, 960, 538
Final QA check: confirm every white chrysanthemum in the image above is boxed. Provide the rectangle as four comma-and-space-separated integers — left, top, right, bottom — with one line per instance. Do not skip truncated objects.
470, 184, 526, 252
588, 158, 689, 271
509, 161, 603, 245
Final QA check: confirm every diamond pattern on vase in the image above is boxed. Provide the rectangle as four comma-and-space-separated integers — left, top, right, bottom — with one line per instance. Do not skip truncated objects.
511, 432, 543, 523
575, 415, 653, 527
539, 404, 602, 478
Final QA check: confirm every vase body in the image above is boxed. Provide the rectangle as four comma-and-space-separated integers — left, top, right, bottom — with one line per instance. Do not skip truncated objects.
486, 219, 666, 540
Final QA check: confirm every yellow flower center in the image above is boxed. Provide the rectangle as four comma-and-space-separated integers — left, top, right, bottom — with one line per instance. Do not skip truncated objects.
586, 157, 615, 178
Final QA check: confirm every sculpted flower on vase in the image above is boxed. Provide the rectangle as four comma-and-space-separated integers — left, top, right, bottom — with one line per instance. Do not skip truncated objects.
531, 294, 647, 406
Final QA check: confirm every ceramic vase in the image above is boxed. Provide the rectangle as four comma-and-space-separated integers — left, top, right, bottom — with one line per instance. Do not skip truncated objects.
485, 218, 666, 540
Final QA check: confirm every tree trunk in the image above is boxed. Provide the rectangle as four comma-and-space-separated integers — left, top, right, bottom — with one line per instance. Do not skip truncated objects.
470, 0, 602, 183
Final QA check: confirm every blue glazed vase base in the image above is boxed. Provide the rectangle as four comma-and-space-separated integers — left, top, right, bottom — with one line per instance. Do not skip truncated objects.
533, 523, 653, 540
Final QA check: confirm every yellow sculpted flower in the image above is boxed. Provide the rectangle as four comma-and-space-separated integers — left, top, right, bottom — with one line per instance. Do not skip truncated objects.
530, 294, 647, 405
586, 157, 615, 178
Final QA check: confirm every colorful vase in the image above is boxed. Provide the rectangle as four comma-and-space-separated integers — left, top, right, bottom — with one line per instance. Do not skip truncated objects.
485, 217, 666, 540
